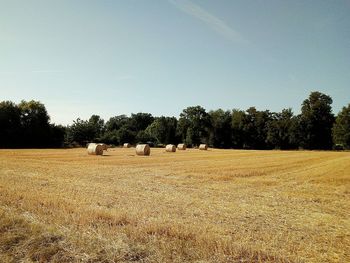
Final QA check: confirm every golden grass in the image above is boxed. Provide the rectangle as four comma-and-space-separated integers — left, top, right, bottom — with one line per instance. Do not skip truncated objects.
0, 148, 349, 262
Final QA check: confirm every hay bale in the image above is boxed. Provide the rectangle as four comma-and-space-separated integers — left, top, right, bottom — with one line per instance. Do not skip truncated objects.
86, 142, 93, 148
165, 144, 176, 152
177, 143, 186, 150
98, 143, 108, 151
123, 143, 131, 148
87, 143, 104, 155
199, 144, 208, 150
136, 144, 150, 156
86, 142, 95, 149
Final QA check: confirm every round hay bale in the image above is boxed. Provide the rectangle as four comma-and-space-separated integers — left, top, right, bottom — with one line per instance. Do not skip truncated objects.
87, 143, 104, 155
199, 144, 208, 150
165, 144, 176, 152
86, 142, 96, 149
86, 142, 93, 148
123, 143, 131, 148
136, 144, 150, 156
177, 143, 186, 150
98, 143, 108, 151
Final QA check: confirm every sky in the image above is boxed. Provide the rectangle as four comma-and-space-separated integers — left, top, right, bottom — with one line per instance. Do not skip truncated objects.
1, 0, 349, 125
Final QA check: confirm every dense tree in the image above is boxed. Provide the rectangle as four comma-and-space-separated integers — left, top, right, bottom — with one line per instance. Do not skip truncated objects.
18, 100, 52, 147
66, 118, 97, 146
103, 115, 130, 145
99, 130, 119, 145
65, 115, 105, 146
49, 124, 66, 148
88, 115, 105, 139
0, 92, 342, 150
145, 117, 178, 145
243, 107, 272, 149
209, 109, 232, 148
116, 126, 136, 145
266, 109, 299, 149
136, 130, 155, 144
0, 101, 21, 148
177, 106, 211, 146
129, 113, 154, 132
0, 100, 64, 148
231, 109, 246, 148
299, 91, 334, 149
105, 115, 129, 132
184, 127, 195, 146
332, 104, 350, 149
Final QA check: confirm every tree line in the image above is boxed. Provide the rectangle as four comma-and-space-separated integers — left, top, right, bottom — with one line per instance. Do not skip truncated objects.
0, 100, 65, 148
1, 91, 349, 150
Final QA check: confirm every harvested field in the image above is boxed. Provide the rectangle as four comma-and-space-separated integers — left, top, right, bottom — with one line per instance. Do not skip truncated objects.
0, 148, 349, 262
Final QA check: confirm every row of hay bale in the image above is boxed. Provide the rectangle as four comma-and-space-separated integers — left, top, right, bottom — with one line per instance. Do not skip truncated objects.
137, 143, 208, 155
87, 142, 208, 156
123, 143, 208, 151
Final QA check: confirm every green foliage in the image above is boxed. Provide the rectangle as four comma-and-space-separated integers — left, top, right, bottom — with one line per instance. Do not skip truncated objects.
266, 109, 299, 149
105, 115, 129, 131
0, 100, 63, 148
0, 92, 344, 150
18, 100, 52, 147
116, 127, 136, 145
129, 113, 154, 132
299, 91, 334, 149
65, 115, 106, 146
332, 104, 350, 149
66, 118, 95, 146
231, 109, 246, 148
136, 130, 155, 144
178, 106, 210, 146
88, 115, 105, 138
145, 117, 178, 144
185, 127, 194, 146
209, 109, 232, 148
49, 124, 66, 148
0, 101, 21, 148
100, 130, 119, 145
243, 107, 272, 149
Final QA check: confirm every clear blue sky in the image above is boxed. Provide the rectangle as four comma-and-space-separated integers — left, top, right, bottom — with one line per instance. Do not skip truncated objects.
1, 0, 349, 125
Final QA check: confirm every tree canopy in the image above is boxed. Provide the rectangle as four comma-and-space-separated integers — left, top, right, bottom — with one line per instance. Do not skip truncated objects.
0, 92, 347, 150
0, 100, 64, 148
178, 106, 211, 146
332, 104, 350, 149
299, 91, 334, 149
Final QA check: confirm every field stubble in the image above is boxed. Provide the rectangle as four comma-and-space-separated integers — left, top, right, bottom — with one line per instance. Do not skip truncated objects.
0, 148, 349, 262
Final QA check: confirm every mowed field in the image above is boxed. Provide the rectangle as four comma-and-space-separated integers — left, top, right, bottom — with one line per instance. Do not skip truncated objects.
0, 148, 349, 263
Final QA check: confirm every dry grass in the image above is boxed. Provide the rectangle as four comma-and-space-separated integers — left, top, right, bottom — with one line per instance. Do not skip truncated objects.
0, 148, 349, 262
